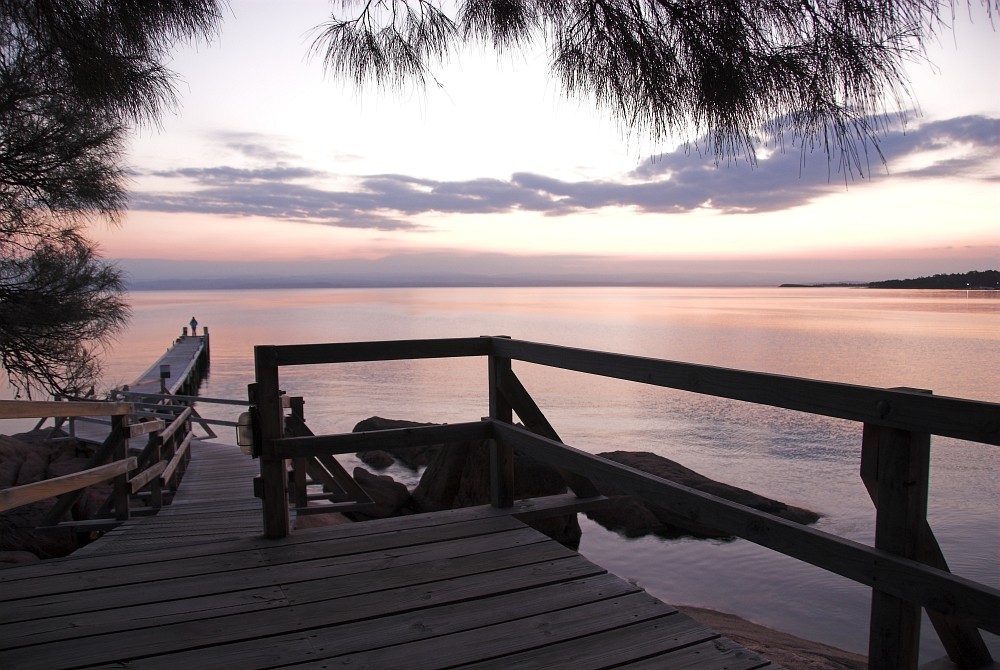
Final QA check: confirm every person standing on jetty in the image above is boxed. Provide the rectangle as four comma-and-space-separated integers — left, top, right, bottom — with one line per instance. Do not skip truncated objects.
189, 316, 198, 336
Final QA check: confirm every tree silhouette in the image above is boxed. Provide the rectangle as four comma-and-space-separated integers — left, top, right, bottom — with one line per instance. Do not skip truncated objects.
1, 0, 225, 397
312, 0, 997, 171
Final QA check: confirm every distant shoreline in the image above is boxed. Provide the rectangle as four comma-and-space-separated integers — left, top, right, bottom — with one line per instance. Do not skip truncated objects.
782, 270, 999, 290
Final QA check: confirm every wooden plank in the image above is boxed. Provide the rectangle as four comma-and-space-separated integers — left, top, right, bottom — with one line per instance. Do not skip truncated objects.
862, 413, 994, 669
313, 598, 689, 670
0, 458, 137, 512
0, 518, 537, 604
22, 528, 551, 612
0, 549, 595, 667
495, 422, 1000, 633
126, 419, 166, 438
268, 420, 490, 459
456, 613, 718, 670
118, 391, 249, 406
35, 518, 124, 532
562, 636, 775, 670
37, 573, 636, 668
159, 405, 193, 442
271, 337, 490, 366
492, 338, 1000, 445
160, 432, 193, 483
252, 352, 288, 538
865, 423, 929, 670
0, 399, 133, 419
0, 504, 529, 584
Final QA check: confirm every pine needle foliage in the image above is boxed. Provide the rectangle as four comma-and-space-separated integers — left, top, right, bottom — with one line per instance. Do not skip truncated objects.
0, 0, 226, 397
313, 0, 997, 170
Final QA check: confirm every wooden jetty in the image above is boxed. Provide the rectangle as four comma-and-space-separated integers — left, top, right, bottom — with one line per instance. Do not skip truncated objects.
2, 333, 999, 669
125, 328, 210, 398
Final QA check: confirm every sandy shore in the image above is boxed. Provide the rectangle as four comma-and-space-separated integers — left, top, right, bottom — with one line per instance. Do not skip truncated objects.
678, 605, 867, 669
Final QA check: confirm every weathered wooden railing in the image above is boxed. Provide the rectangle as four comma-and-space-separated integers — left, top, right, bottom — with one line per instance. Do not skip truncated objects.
0, 397, 198, 530
250, 336, 1000, 670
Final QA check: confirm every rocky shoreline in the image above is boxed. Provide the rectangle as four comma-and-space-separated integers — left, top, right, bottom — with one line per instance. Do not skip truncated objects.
348, 416, 821, 545
0, 429, 111, 561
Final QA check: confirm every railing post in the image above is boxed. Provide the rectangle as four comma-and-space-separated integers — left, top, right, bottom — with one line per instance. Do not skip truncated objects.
861, 419, 930, 670
255, 346, 288, 538
148, 432, 163, 511
111, 415, 131, 521
164, 429, 179, 492
287, 398, 308, 510
486, 336, 514, 508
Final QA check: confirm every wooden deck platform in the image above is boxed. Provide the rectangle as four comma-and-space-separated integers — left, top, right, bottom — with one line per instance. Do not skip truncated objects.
0, 440, 783, 669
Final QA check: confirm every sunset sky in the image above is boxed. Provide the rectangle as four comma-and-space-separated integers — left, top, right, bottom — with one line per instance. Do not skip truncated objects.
108, 0, 1000, 286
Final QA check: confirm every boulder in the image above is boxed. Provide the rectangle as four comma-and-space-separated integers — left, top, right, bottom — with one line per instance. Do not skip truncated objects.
0, 430, 99, 558
350, 417, 581, 548
358, 450, 395, 470
352, 417, 441, 469
347, 467, 413, 521
586, 451, 820, 539
411, 442, 470, 513
0, 500, 76, 558
417, 436, 582, 549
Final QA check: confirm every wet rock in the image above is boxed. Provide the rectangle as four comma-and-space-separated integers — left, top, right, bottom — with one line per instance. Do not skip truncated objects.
352, 417, 441, 469
587, 451, 820, 539
350, 417, 581, 548
347, 467, 413, 520
0, 500, 77, 558
0, 431, 96, 558
411, 442, 469, 513
358, 450, 395, 470
419, 436, 581, 549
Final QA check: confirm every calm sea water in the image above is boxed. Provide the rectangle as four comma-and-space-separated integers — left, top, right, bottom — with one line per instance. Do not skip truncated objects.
5, 286, 998, 659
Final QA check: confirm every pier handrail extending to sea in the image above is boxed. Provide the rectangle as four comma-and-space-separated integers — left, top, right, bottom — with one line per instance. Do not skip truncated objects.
0, 329, 217, 530
252, 336, 1000, 670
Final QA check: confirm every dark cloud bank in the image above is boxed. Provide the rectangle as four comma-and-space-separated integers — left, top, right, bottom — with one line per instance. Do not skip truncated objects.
129, 115, 1000, 232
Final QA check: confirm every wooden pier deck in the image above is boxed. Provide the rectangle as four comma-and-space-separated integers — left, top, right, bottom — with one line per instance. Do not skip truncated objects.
125, 332, 209, 397
0, 443, 781, 669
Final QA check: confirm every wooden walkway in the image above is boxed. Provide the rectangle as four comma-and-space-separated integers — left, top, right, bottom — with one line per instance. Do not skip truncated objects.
71, 439, 262, 555
0, 444, 783, 669
69, 333, 210, 445
128, 333, 208, 397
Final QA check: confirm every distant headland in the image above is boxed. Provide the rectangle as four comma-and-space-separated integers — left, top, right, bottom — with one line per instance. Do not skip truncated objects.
781, 270, 999, 289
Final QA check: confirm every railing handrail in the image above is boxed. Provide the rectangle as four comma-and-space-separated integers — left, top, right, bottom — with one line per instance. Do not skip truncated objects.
268, 419, 1000, 634
0, 399, 133, 420
0, 398, 198, 519
253, 335, 1000, 669
256, 336, 1000, 444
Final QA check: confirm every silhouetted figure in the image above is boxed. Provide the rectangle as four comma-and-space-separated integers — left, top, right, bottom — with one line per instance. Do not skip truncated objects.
189, 316, 198, 336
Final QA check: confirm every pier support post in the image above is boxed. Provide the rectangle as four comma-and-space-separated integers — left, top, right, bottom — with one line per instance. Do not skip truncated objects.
486, 336, 514, 508
255, 346, 288, 538
861, 420, 930, 670
862, 388, 993, 669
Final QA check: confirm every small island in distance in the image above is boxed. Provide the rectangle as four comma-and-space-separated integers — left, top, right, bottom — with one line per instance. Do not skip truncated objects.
781, 269, 999, 289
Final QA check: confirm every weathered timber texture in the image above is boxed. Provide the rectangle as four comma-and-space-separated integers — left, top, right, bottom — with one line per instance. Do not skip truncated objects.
0, 501, 784, 669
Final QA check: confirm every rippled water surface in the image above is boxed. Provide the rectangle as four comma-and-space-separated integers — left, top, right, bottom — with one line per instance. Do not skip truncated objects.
6, 286, 997, 659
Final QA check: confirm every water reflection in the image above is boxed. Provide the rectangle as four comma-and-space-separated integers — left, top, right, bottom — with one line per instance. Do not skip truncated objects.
3, 286, 996, 660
